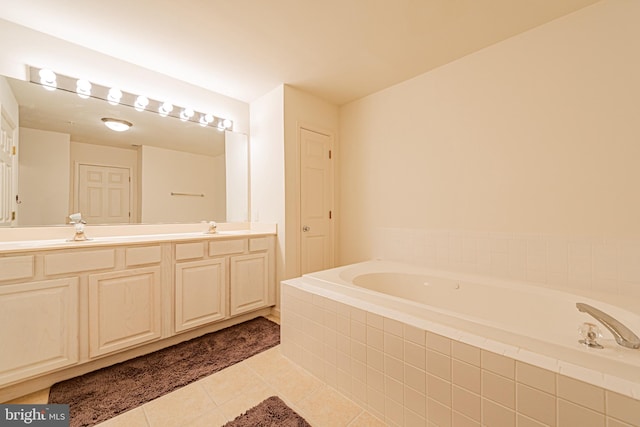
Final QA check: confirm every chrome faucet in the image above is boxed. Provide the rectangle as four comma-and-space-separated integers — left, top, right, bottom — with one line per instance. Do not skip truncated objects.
576, 303, 640, 349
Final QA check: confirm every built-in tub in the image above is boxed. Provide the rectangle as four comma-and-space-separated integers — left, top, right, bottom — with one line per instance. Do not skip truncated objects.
281, 260, 640, 426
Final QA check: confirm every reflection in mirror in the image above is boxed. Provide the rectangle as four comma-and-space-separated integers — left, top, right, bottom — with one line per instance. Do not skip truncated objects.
0, 74, 248, 227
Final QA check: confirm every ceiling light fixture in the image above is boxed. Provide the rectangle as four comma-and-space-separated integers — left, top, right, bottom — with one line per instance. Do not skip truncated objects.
134, 95, 149, 112
159, 101, 173, 117
38, 68, 57, 91
180, 108, 194, 122
102, 117, 132, 132
76, 79, 92, 99
107, 87, 123, 105
199, 113, 213, 127
29, 66, 234, 131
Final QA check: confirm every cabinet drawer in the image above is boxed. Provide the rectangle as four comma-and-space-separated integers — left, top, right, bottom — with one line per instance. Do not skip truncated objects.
175, 242, 205, 260
209, 239, 246, 256
0, 256, 34, 281
126, 245, 162, 266
249, 237, 269, 252
44, 249, 115, 275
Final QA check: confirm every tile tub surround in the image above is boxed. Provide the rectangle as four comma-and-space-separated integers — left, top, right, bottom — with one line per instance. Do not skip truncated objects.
372, 228, 640, 299
281, 283, 640, 427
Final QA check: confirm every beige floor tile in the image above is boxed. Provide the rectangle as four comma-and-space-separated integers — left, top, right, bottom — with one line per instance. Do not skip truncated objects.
184, 407, 228, 427
245, 346, 297, 378
216, 382, 277, 422
95, 407, 149, 427
262, 362, 325, 405
5, 388, 49, 404
296, 385, 363, 427
348, 410, 387, 427
265, 314, 280, 324
8, 338, 382, 427
199, 362, 269, 405
143, 384, 215, 427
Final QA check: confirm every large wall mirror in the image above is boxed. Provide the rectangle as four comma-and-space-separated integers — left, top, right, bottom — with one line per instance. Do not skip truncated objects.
1, 74, 248, 227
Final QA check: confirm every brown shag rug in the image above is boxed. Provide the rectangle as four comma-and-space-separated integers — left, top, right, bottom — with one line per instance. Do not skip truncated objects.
49, 317, 280, 427
224, 396, 312, 427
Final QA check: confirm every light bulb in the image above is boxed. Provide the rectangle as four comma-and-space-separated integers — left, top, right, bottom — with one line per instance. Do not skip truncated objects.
39, 68, 57, 91
159, 102, 173, 117
76, 79, 92, 99
223, 119, 232, 129
108, 88, 122, 105
134, 95, 149, 112
180, 108, 194, 122
199, 113, 213, 127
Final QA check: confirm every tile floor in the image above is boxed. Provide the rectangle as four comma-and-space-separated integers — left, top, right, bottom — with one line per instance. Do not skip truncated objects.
9, 317, 385, 427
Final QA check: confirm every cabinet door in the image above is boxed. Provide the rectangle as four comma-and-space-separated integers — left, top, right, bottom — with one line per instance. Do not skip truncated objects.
88, 267, 162, 358
175, 258, 226, 332
230, 253, 268, 316
0, 278, 79, 386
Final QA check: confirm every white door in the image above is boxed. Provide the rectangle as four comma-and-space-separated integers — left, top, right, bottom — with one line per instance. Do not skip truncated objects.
0, 112, 17, 227
78, 164, 131, 224
300, 128, 334, 274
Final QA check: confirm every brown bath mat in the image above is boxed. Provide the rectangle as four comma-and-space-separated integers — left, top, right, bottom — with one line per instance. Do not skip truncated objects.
48, 316, 280, 427
224, 396, 312, 427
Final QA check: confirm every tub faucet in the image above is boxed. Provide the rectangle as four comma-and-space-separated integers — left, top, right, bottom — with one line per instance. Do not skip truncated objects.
576, 303, 640, 349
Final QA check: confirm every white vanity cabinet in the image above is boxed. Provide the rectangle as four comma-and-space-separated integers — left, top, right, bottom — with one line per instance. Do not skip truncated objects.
174, 241, 227, 333
0, 277, 79, 386
0, 229, 276, 401
88, 266, 162, 358
229, 237, 274, 316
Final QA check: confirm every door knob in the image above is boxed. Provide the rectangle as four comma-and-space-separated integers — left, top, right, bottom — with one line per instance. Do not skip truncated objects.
302, 225, 310, 232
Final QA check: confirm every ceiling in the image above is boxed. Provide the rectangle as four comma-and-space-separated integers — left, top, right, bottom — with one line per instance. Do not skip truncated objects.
0, 0, 601, 105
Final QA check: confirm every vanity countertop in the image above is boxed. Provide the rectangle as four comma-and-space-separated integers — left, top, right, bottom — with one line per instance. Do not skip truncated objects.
0, 226, 276, 254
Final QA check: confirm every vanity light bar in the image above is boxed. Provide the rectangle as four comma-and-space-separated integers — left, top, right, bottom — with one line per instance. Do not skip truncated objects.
28, 66, 233, 131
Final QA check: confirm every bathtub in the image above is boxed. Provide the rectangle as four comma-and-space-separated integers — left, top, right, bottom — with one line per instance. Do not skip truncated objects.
281, 260, 640, 426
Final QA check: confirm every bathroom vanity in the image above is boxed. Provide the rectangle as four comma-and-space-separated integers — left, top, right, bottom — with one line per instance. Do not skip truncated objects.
0, 224, 276, 401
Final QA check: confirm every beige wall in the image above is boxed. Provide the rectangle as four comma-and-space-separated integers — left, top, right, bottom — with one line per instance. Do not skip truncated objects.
0, 75, 18, 124
17, 128, 70, 225
250, 85, 339, 312
339, 0, 640, 266
225, 131, 247, 222
17, 134, 140, 226
140, 145, 224, 223
250, 85, 285, 309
